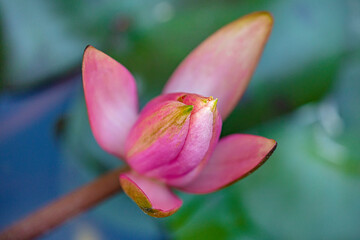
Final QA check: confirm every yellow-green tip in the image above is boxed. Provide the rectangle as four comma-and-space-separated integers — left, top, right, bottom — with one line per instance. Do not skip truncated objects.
183, 105, 194, 113
210, 98, 218, 112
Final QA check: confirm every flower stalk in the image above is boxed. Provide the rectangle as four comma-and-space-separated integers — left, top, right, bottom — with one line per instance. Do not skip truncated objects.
0, 167, 128, 240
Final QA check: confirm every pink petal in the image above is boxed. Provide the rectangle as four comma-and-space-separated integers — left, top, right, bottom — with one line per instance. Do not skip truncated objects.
163, 12, 273, 120
125, 100, 192, 174
82, 46, 138, 158
179, 134, 277, 194
119, 172, 182, 218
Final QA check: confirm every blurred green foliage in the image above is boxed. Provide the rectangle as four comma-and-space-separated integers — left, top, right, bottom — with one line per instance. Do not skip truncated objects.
2, 0, 360, 239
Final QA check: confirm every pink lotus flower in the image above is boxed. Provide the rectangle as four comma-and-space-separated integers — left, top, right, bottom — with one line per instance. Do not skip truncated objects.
82, 11, 277, 218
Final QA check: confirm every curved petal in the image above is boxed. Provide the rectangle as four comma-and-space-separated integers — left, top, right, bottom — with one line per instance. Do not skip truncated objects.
119, 172, 182, 218
82, 46, 138, 158
179, 134, 277, 194
163, 12, 273, 120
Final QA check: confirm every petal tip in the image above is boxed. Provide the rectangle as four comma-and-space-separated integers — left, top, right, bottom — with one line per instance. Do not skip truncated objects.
239, 138, 277, 179
266, 139, 277, 159
209, 98, 218, 112
226, 11, 273, 37
185, 104, 194, 113
245, 11, 274, 24
82, 45, 98, 72
254, 11, 274, 20
82, 45, 108, 64
216, 137, 277, 191
83, 45, 96, 58
84, 44, 92, 52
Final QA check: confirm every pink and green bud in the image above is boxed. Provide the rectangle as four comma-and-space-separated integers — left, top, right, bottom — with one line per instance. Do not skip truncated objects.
125, 93, 222, 186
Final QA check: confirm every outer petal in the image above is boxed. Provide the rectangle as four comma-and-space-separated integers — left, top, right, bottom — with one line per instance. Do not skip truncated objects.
179, 134, 277, 194
82, 46, 138, 158
163, 12, 273, 120
119, 172, 182, 218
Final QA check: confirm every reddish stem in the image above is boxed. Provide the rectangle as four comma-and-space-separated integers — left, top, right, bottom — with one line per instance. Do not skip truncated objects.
0, 167, 128, 240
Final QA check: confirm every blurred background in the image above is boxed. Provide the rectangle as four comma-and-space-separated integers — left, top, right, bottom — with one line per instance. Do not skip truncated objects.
1, 0, 360, 239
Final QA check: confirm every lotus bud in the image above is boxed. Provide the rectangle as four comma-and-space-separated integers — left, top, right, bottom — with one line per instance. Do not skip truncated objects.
125, 93, 222, 186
